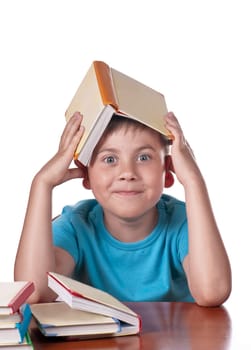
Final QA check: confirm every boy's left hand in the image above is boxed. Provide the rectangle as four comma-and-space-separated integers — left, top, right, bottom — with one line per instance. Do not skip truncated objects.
164, 112, 202, 187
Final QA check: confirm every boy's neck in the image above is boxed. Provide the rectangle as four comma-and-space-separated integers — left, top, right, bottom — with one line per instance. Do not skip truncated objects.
103, 207, 158, 243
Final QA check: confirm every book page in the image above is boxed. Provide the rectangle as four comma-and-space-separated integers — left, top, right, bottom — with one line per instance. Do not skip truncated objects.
49, 273, 137, 317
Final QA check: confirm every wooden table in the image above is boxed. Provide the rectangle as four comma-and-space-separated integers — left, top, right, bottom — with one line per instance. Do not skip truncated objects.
30, 302, 233, 349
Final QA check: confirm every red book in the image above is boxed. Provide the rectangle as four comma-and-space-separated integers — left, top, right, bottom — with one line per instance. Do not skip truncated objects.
0, 281, 34, 315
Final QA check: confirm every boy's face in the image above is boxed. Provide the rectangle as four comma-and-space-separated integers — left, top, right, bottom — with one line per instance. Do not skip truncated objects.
87, 125, 166, 221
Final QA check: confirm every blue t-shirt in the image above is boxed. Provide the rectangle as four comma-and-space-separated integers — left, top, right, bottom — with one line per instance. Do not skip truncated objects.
52, 194, 194, 302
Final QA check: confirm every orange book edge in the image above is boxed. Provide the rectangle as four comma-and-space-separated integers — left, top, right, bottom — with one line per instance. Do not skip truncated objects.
93, 61, 119, 110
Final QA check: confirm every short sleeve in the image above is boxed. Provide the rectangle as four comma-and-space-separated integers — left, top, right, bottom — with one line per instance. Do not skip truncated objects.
52, 205, 79, 263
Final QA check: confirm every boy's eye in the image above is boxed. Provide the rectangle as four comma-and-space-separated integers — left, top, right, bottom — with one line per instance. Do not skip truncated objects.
138, 154, 151, 161
104, 156, 116, 164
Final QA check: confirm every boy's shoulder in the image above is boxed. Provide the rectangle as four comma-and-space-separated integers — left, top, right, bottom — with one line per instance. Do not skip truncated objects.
159, 193, 186, 209
60, 198, 101, 219
158, 194, 187, 223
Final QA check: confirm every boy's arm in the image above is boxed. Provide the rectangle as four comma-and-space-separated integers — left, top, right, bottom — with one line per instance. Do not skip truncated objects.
164, 112, 232, 307
14, 113, 85, 303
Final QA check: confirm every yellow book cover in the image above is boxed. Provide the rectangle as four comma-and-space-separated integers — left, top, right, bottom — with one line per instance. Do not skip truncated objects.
65, 61, 173, 166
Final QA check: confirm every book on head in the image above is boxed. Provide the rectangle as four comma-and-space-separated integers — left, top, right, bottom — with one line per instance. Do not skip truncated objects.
47, 272, 141, 337
0, 281, 34, 315
65, 60, 173, 166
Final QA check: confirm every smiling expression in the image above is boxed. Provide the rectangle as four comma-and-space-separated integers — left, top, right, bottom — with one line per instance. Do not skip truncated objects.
87, 120, 167, 225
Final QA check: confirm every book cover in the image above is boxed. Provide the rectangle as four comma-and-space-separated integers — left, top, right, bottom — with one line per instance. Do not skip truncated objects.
0, 282, 34, 315
47, 272, 141, 335
31, 301, 120, 337
65, 60, 173, 166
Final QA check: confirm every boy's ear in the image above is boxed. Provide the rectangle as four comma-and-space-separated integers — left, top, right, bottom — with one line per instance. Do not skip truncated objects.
82, 167, 91, 190
82, 177, 91, 190
164, 155, 175, 188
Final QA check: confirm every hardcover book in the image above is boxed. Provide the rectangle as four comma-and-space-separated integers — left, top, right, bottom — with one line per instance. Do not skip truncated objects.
48, 272, 141, 337
0, 282, 34, 315
65, 60, 173, 166
31, 301, 120, 337
0, 304, 32, 344
0, 313, 22, 325
0, 332, 33, 349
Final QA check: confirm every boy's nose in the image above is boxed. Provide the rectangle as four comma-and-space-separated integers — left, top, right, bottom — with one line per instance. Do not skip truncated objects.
119, 171, 136, 181
118, 161, 137, 181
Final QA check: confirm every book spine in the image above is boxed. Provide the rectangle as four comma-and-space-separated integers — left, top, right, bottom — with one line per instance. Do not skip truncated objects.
93, 61, 119, 110
8, 282, 34, 314
24, 331, 34, 348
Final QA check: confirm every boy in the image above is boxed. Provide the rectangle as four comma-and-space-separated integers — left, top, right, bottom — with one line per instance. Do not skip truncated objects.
14, 111, 231, 306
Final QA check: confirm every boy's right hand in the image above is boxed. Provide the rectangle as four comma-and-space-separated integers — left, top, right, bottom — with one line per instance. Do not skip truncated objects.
164, 112, 202, 188
35, 112, 86, 188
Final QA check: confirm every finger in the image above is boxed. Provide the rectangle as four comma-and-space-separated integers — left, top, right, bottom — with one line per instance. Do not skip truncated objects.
164, 112, 185, 146
164, 112, 181, 132
74, 159, 87, 171
60, 112, 83, 149
61, 112, 83, 146
164, 112, 179, 126
65, 167, 87, 181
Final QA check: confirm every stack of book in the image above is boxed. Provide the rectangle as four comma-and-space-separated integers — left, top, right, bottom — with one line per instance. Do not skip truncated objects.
0, 281, 35, 349
31, 272, 141, 339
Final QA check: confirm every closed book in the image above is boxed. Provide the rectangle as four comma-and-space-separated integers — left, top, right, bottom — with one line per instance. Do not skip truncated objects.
0, 313, 22, 326
0, 282, 34, 315
0, 304, 32, 344
31, 301, 120, 337
65, 60, 173, 166
0, 332, 33, 349
48, 272, 141, 336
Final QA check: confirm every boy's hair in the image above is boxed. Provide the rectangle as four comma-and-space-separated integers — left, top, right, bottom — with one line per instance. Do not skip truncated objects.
99, 114, 170, 154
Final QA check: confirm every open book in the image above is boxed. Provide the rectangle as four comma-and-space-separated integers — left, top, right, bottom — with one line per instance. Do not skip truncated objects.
47, 272, 141, 337
65, 60, 173, 166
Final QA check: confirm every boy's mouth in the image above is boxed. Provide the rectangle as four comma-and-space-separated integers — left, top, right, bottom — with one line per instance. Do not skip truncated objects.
113, 190, 143, 196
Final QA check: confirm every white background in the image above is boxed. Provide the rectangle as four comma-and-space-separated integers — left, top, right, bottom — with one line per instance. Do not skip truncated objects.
0, 0, 250, 334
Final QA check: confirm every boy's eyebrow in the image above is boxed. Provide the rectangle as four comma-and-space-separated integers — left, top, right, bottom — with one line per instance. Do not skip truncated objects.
96, 145, 158, 155
95, 148, 117, 155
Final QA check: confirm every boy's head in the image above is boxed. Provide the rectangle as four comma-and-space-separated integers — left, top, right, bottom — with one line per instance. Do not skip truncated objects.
81, 115, 174, 193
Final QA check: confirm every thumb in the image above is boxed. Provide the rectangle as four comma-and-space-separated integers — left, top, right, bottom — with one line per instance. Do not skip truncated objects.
67, 167, 87, 180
